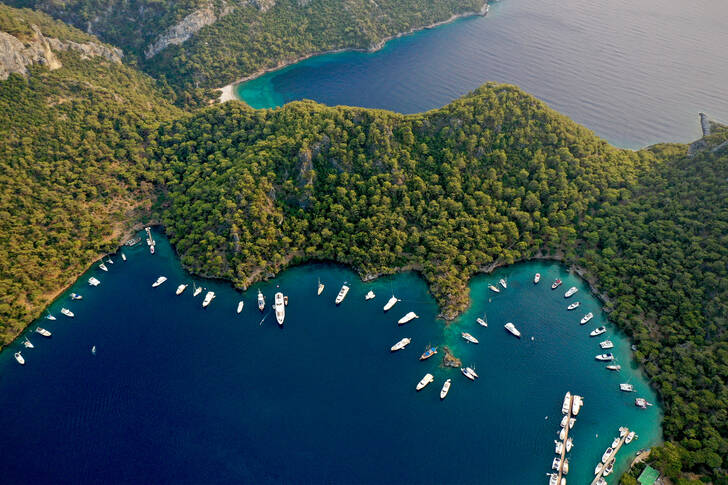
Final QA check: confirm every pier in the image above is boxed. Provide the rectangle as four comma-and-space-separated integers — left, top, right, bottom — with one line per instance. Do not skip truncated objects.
590, 428, 629, 485
552, 393, 581, 484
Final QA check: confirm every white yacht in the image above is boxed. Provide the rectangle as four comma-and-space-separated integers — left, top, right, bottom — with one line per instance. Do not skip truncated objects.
610, 437, 620, 448
499, 278, 507, 289
398, 312, 419, 325
106, 257, 114, 264
476, 316, 488, 327
152, 276, 167, 287
594, 462, 603, 475
596, 478, 607, 485
603, 461, 613, 476
564, 286, 578, 298
274, 292, 285, 326
580, 312, 594, 324
461, 332, 479, 344
99, 263, 108, 272
571, 395, 583, 415
488, 284, 500, 293
567, 301, 580, 310
558, 427, 566, 440
237, 301, 244, 314
121, 252, 126, 261
176, 284, 188, 295
562, 392, 572, 414
60, 308, 74, 318
600, 340, 614, 349
551, 278, 563, 289
35, 327, 51, 337
70, 293, 82, 300
390, 337, 411, 352
625, 431, 636, 444
590, 326, 606, 336
193, 285, 203, 297
606, 364, 621, 371
461, 367, 478, 380
202, 291, 216, 308
317, 279, 324, 295
504, 322, 521, 338
416, 373, 434, 391
91, 345, 96, 355
383, 295, 399, 311
562, 458, 569, 474
595, 353, 614, 361
565, 437, 573, 452
23, 337, 34, 349
551, 457, 561, 470
560, 414, 569, 428
150, 244, 155, 254
554, 440, 563, 454
15, 351, 25, 365
257, 289, 265, 311
440, 379, 451, 400
335, 285, 350, 305
46, 314, 56, 321
88, 277, 100, 286
365, 290, 375, 300
534, 273, 540, 284
602, 447, 614, 464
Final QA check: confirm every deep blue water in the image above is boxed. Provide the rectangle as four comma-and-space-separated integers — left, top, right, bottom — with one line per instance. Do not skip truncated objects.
0, 230, 661, 483
238, 0, 728, 149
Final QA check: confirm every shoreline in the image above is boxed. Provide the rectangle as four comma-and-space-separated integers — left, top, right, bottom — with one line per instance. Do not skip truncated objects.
217, 1, 489, 103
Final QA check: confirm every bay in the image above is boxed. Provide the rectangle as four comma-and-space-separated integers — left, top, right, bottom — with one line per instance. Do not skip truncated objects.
0, 229, 661, 483
237, 0, 728, 149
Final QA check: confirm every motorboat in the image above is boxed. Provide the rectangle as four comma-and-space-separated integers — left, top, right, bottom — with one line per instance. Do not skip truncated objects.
611, 437, 620, 448
635, 398, 652, 409
416, 373, 434, 391
558, 427, 566, 440
46, 314, 56, 321
567, 302, 580, 310
594, 463, 603, 475
106, 257, 113, 264
569, 418, 575, 429
590, 326, 606, 336
365, 290, 375, 300
562, 392, 572, 414
88, 277, 100, 286
554, 440, 563, 454
150, 244, 155, 254
595, 353, 614, 361
580, 313, 594, 324
14, 351, 25, 365
571, 395, 583, 415
602, 447, 614, 464
461, 332, 479, 344
383, 295, 399, 311
99, 263, 108, 272
488, 284, 500, 293
121, 252, 126, 261
237, 301, 244, 313
335, 285, 350, 305
274, 292, 285, 326
202, 291, 216, 308
596, 478, 607, 485
625, 431, 636, 444
440, 379, 451, 399
35, 327, 51, 337
257, 290, 265, 311
476, 316, 488, 327
70, 293, 82, 300
562, 458, 569, 474
390, 338, 411, 352
460, 367, 478, 380
193, 285, 202, 297
60, 308, 74, 318
499, 278, 507, 289
619, 427, 628, 437
603, 461, 613, 476
551, 279, 562, 289
398, 312, 419, 325
504, 322, 521, 338
606, 364, 621, 371
564, 286, 578, 298
600, 340, 614, 349
419, 346, 437, 360
534, 273, 540, 284
551, 457, 561, 470
565, 437, 573, 452
23, 337, 34, 349
560, 414, 569, 428
176, 284, 188, 295
317, 279, 324, 295
284, 295, 288, 306
152, 276, 167, 287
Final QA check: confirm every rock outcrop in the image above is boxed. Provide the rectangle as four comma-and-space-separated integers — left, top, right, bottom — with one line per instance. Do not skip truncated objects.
249, 0, 277, 12
0, 24, 122, 81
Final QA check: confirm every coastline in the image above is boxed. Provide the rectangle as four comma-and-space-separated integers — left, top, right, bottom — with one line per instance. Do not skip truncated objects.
217, 1, 489, 103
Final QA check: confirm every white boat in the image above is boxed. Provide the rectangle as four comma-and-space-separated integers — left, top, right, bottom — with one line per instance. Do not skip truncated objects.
88, 277, 100, 286
152, 276, 167, 287
461, 367, 478, 380
534, 273, 540, 284
565, 437, 573, 452
202, 291, 216, 308
562, 392, 572, 414
70, 293, 82, 300
590, 326, 606, 336
504, 322, 521, 338
383, 295, 399, 311
35, 327, 51, 337
625, 431, 635, 444
176, 284, 188, 295
552, 457, 561, 470
193, 285, 203, 297
595, 353, 614, 361
14, 351, 25, 365
560, 414, 569, 428
569, 418, 575, 429
602, 447, 614, 464
257, 290, 265, 311
91, 345, 96, 355
60, 308, 74, 318
619, 427, 628, 437
461, 332, 479, 344
596, 478, 607, 485
121, 252, 126, 261
606, 364, 621, 371
237, 301, 244, 314
594, 462, 603, 475
440, 379, 451, 400
635, 397, 652, 408
23, 337, 34, 349
390, 337, 411, 352
571, 395, 583, 415
603, 461, 613, 476
99, 263, 108, 272
365, 290, 375, 300
562, 458, 569, 474
106, 258, 114, 264
567, 301, 580, 310
335, 285, 350, 305
600, 340, 614, 349
611, 437, 620, 448
476, 317, 488, 327
150, 244, 155, 254
558, 427, 566, 440
416, 373, 434, 391
551, 279, 562, 289
274, 292, 285, 326
499, 278, 507, 289
580, 312, 594, 324
398, 311, 419, 325
554, 440, 563, 454
488, 284, 500, 293
564, 286, 578, 298
317, 279, 324, 296
46, 314, 56, 321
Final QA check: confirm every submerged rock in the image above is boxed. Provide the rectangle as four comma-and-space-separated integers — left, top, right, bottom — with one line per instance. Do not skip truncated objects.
442, 346, 461, 368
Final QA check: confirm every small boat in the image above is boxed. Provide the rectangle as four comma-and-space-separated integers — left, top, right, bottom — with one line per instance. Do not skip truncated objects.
567, 301, 580, 310
580, 312, 594, 324
60, 308, 74, 318
590, 326, 606, 336
571, 395, 583, 415
416, 373, 434, 391
554, 440, 563, 454
635, 397, 652, 409
602, 447, 614, 463
88, 277, 100, 286
176, 284, 188, 295
565, 437, 573, 452
560, 414, 569, 428
562, 458, 569, 475
257, 290, 265, 311
499, 278, 507, 289
335, 285, 350, 305
551, 279, 562, 289
562, 392, 572, 414
23, 337, 34, 349
595, 353, 614, 361
461, 332, 479, 344
365, 290, 375, 300
625, 431, 636, 444
600, 340, 614, 349
594, 462, 603, 475
193, 284, 203, 297
558, 427, 566, 440
99, 263, 108, 272
504, 322, 521, 338
460, 367, 478, 380
35, 327, 51, 337
152, 276, 167, 287
419, 345, 437, 360
317, 279, 324, 295
611, 437, 620, 448
569, 418, 575, 429
383, 295, 399, 311
398, 312, 419, 325
121, 252, 126, 261
619, 427, 628, 437
603, 461, 613, 476
476, 317, 488, 327
106, 257, 114, 264
606, 364, 621, 371
91, 345, 96, 355
202, 291, 216, 308
564, 286, 578, 298
237, 301, 244, 314
14, 351, 25, 365
440, 379, 451, 400
596, 478, 607, 485
534, 273, 540, 284
551, 457, 561, 470
150, 244, 155, 254
390, 338, 411, 352
46, 314, 56, 321
70, 293, 82, 300
488, 284, 500, 293
284, 295, 288, 306
274, 292, 285, 326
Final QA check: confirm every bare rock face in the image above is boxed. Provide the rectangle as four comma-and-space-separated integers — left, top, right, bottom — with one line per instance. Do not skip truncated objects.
145, 6, 219, 59
248, 0, 277, 12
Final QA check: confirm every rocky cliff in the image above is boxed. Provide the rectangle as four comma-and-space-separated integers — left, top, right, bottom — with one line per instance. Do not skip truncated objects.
145, 5, 232, 59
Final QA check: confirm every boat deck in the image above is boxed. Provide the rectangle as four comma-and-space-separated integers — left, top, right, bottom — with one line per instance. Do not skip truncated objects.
590, 429, 629, 485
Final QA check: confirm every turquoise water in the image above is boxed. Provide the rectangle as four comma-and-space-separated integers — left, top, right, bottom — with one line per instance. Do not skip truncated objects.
237, 0, 728, 148
0, 229, 661, 483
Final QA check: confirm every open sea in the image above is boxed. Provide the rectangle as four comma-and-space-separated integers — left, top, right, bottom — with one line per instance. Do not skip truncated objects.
0, 229, 661, 483
237, 0, 728, 149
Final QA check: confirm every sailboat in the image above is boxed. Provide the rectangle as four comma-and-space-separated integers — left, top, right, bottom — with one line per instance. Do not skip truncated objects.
237, 301, 244, 314
476, 313, 488, 327
317, 278, 324, 295
91, 345, 96, 355
193, 283, 203, 297
23, 337, 34, 349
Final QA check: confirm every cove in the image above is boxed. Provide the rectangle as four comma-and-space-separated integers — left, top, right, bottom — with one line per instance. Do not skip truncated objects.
236, 0, 728, 149
0, 229, 661, 483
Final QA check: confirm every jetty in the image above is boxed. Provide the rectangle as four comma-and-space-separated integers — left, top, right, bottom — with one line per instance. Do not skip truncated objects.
590, 428, 630, 485
553, 392, 580, 483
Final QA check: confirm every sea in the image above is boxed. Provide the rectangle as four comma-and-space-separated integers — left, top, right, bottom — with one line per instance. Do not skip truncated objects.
0, 229, 661, 483
237, 0, 728, 149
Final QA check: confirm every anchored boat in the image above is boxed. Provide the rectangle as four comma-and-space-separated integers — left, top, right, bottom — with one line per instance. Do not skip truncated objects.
202, 291, 215, 308
390, 338, 411, 352
383, 295, 399, 311
397, 311, 418, 325
335, 285, 349, 305
416, 373, 434, 391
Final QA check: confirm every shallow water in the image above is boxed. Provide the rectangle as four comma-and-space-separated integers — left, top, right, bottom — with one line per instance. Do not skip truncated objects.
238, 0, 728, 149
0, 230, 660, 483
